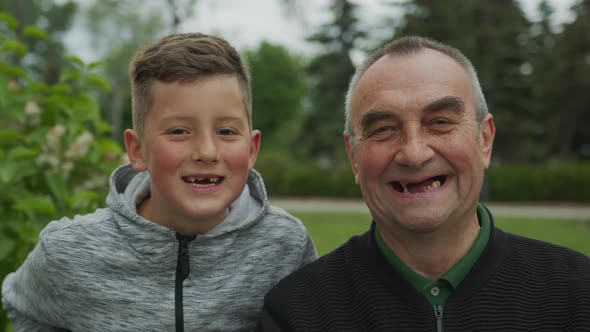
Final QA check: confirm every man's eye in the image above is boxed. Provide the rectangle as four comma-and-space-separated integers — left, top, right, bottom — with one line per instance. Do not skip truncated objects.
369, 126, 396, 137
430, 118, 452, 126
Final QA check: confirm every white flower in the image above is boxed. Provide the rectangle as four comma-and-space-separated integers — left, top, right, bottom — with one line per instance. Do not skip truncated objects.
25, 101, 41, 116
8, 80, 20, 92
47, 125, 66, 152
61, 161, 74, 176
65, 131, 94, 161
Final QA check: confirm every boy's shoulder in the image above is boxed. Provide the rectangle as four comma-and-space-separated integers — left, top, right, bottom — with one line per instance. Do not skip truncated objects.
38, 207, 122, 251
42, 208, 115, 236
259, 203, 308, 234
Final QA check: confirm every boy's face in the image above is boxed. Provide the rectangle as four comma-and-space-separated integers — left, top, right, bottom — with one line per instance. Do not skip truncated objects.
125, 75, 260, 234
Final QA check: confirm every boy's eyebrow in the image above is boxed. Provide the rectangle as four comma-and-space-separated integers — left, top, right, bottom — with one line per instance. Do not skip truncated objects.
158, 114, 245, 123
215, 115, 247, 124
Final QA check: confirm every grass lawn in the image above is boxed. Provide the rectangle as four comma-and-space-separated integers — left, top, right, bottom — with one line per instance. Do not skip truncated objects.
291, 211, 590, 257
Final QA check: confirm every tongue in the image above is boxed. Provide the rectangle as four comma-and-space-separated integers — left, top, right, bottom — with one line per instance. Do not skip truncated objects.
407, 178, 435, 193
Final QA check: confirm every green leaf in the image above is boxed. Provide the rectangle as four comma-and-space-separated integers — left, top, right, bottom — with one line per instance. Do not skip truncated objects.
66, 55, 85, 68
86, 73, 110, 91
67, 190, 98, 208
7, 147, 38, 160
22, 26, 49, 40
59, 68, 81, 82
1, 40, 27, 57
0, 163, 18, 184
0, 128, 24, 143
51, 84, 72, 95
88, 61, 106, 70
13, 195, 56, 215
45, 173, 68, 200
97, 138, 122, 153
0, 62, 29, 78
0, 12, 18, 30
0, 234, 16, 261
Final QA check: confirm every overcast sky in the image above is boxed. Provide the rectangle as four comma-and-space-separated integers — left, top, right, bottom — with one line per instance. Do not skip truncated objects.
66, 0, 577, 63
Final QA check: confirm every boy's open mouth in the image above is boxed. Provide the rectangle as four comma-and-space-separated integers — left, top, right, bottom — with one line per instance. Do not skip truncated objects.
391, 175, 447, 194
182, 176, 224, 187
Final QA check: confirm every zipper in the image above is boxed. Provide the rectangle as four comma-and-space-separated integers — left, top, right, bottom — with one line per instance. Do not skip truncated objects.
433, 304, 444, 332
175, 234, 196, 332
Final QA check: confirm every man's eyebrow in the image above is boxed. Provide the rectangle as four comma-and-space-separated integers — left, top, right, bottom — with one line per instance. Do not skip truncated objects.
359, 110, 399, 131
422, 96, 465, 115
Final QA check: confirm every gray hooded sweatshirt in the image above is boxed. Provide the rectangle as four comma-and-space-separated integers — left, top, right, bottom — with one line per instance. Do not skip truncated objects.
2, 164, 318, 332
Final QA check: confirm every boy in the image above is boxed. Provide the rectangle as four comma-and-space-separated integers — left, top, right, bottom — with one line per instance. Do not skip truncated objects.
2, 32, 318, 331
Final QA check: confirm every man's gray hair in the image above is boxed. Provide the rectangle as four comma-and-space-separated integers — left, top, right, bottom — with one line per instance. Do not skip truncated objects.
344, 36, 488, 143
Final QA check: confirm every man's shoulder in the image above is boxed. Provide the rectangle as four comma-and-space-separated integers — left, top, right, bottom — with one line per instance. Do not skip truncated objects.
503, 230, 590, 276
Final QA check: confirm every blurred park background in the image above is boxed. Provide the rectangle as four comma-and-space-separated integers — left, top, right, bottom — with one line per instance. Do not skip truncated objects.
1, 0, 589, 330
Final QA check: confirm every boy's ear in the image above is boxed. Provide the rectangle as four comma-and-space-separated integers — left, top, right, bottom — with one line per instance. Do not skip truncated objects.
248, 130, 262, 170
124, 129, 147, 172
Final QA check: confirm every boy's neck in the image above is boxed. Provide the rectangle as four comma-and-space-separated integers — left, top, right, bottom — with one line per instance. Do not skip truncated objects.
137, 196, 228, 236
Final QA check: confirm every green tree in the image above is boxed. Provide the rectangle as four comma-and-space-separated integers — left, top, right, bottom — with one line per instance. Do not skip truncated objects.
299, 0, 366, 166
0, 0, 77, 84
84, 0, 166, 142
526, 0, 557, 160
82, 0, 201, 142
0, 14, 123, 331
245, 41, 308, 149
543, 0, 590, 160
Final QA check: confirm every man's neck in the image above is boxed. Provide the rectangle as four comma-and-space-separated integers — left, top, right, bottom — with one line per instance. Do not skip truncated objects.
378, 214, 481, 280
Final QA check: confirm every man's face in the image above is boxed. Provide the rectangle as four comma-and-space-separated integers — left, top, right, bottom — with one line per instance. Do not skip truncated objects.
125, 75, 260, 232
345, 49, 494, 234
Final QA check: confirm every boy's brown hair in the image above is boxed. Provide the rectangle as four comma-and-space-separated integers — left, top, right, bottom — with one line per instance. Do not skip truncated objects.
128, 32, 252, 136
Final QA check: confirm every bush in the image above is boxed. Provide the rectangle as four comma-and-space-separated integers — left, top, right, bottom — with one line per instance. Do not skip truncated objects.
488, 162, 590, 202
0, 14, 124, 330
257, 148, 590, 203
256, 148, 361, 198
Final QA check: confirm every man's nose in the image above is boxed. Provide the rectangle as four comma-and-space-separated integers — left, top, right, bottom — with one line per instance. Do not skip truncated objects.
393, 128, 435, 168
191, 134, 218, 162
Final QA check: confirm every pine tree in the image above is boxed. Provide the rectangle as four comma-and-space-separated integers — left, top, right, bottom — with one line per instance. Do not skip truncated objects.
544, 0, 590, 160
299, 0, 365, 166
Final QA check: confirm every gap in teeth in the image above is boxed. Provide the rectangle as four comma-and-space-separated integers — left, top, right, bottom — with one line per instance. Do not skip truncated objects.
185, 176, 220, 184
398, 178, 442, 193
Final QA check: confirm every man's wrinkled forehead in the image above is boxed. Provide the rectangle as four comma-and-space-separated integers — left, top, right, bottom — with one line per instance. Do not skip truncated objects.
352, 49, 473, 114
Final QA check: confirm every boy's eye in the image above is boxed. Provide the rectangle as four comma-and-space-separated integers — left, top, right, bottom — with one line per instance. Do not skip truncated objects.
218, 128, 236, 136
168, 128, 188, 135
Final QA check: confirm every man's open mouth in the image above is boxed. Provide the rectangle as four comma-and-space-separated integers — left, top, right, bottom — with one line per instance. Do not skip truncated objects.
182, 176, 224, 188
391, 175, 447, 194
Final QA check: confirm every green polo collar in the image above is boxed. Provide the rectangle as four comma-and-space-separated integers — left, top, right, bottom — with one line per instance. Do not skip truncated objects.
375, 203, 490, 304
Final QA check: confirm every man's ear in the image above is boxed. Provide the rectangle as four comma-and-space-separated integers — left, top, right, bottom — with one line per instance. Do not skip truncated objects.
248, 129, 262, 170
480, 114, 495, 169
344, 132, 360, 184
124, 129, 147, 172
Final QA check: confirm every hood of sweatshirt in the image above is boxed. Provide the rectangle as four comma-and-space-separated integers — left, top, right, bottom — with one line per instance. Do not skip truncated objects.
105, 164, 269, 258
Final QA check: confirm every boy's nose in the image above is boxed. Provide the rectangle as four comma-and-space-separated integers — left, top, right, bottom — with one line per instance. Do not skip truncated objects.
191, 136, 218, 162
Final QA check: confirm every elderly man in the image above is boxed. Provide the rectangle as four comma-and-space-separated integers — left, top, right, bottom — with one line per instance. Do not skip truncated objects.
256, 36, 590, 331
